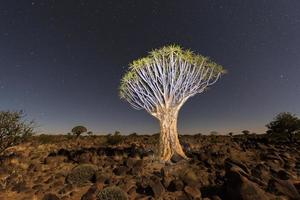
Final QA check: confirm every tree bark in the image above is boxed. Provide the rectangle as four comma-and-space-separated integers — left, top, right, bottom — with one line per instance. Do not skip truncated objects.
158, 110, 187, 162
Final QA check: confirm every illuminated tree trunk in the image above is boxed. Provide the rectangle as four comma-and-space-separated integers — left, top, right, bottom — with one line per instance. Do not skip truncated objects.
158, 110, 187, 162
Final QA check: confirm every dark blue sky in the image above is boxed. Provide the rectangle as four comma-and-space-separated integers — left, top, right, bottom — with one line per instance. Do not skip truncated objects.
0, 0, 299, 134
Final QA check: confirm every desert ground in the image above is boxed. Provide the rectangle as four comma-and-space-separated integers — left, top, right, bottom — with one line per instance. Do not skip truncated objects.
0, 133, 300, 200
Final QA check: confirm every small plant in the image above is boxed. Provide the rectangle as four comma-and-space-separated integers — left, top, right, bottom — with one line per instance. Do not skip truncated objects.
106, 131, 123, 145
71, 125, 88, 137
96, 186, 128, 200
0, 110, 34, 154
66, 164, 97, 186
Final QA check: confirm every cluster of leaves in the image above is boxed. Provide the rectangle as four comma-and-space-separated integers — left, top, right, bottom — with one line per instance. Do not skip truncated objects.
119, 45, 226, 99
266, 112, 300, 142
66, 164, 97, 186
0, 110, 34, 153
96, 186, 128, 200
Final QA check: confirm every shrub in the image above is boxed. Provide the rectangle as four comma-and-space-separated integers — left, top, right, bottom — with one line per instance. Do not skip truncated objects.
106, 131, 123, 145
242, 130, 250, 135
71, 125, 87, 137
0, 110, 34, 154
66, 164, 97, 186
96, 186, 128, 200
266, 112, 300, 142
66, 132, 73, 140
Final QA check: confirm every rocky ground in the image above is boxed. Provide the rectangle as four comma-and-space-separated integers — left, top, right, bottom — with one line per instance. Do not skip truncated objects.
0, 134, 300, 200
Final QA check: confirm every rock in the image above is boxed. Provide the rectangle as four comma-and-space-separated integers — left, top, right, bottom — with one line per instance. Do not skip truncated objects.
184, 186, 202, 200
81, 184, 103, 200
171, 153, 185, 163
251, 164, 270, 184
125, 157, 135, 168
113, 166, 129, 176
148, 176, 165, 198
277, 170, 291, 180
44, 156, 66, 165
11, 181, 29, 193
261, 153, 284, 165
211, 195, 222, 200
163, 175, 173, 189
295, 158, 300, 176
66, 164, 97, 186
95, 171, 111, 184
131, 159, 144, 175
180, 168, 198, 186
224, 158, 249, 174
58, 184, 73, 195
32, 184, 43, 190
225, 168, 269, 200
268, 178, 300, 200
78, 152, 92, 163
42, 193, 60, 200
122, 179, 137, 194
168, 179, 184, 191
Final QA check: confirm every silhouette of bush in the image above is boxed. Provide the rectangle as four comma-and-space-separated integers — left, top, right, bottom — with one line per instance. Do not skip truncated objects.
66, 164, 97, 186
96, 186, 128, 200
66, 132, 73, 140
0, 110, 34, 154
266, 112, 300, 142
242, 130, 250, 135
71, 126, 88, 137
106, 131, 123, 145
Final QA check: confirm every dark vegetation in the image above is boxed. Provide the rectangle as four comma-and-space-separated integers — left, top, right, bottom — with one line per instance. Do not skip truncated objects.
0, 110, 34, 154
266, 112, 300, 142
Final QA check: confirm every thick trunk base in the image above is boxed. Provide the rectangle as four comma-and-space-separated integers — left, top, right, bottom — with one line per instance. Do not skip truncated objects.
157, 114, 187, 162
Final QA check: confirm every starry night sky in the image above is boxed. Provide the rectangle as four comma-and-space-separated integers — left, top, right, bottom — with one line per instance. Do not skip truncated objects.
0, 1, 300, 134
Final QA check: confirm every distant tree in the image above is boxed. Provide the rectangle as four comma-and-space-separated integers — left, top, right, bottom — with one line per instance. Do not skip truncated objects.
119, 45, 226, 162
129, 132, 138, 137
228, 132, 233, 137
210, 131, 218, 135
266, 112, 300, 142
87, 131, 93, 136
0, 110, 34, 154
242, 130, 250, 135
71, 126, 87, 137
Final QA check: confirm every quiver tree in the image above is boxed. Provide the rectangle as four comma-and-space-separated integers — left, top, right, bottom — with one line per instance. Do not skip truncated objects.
71, 125, 87, 137
119, 45, 226, 161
